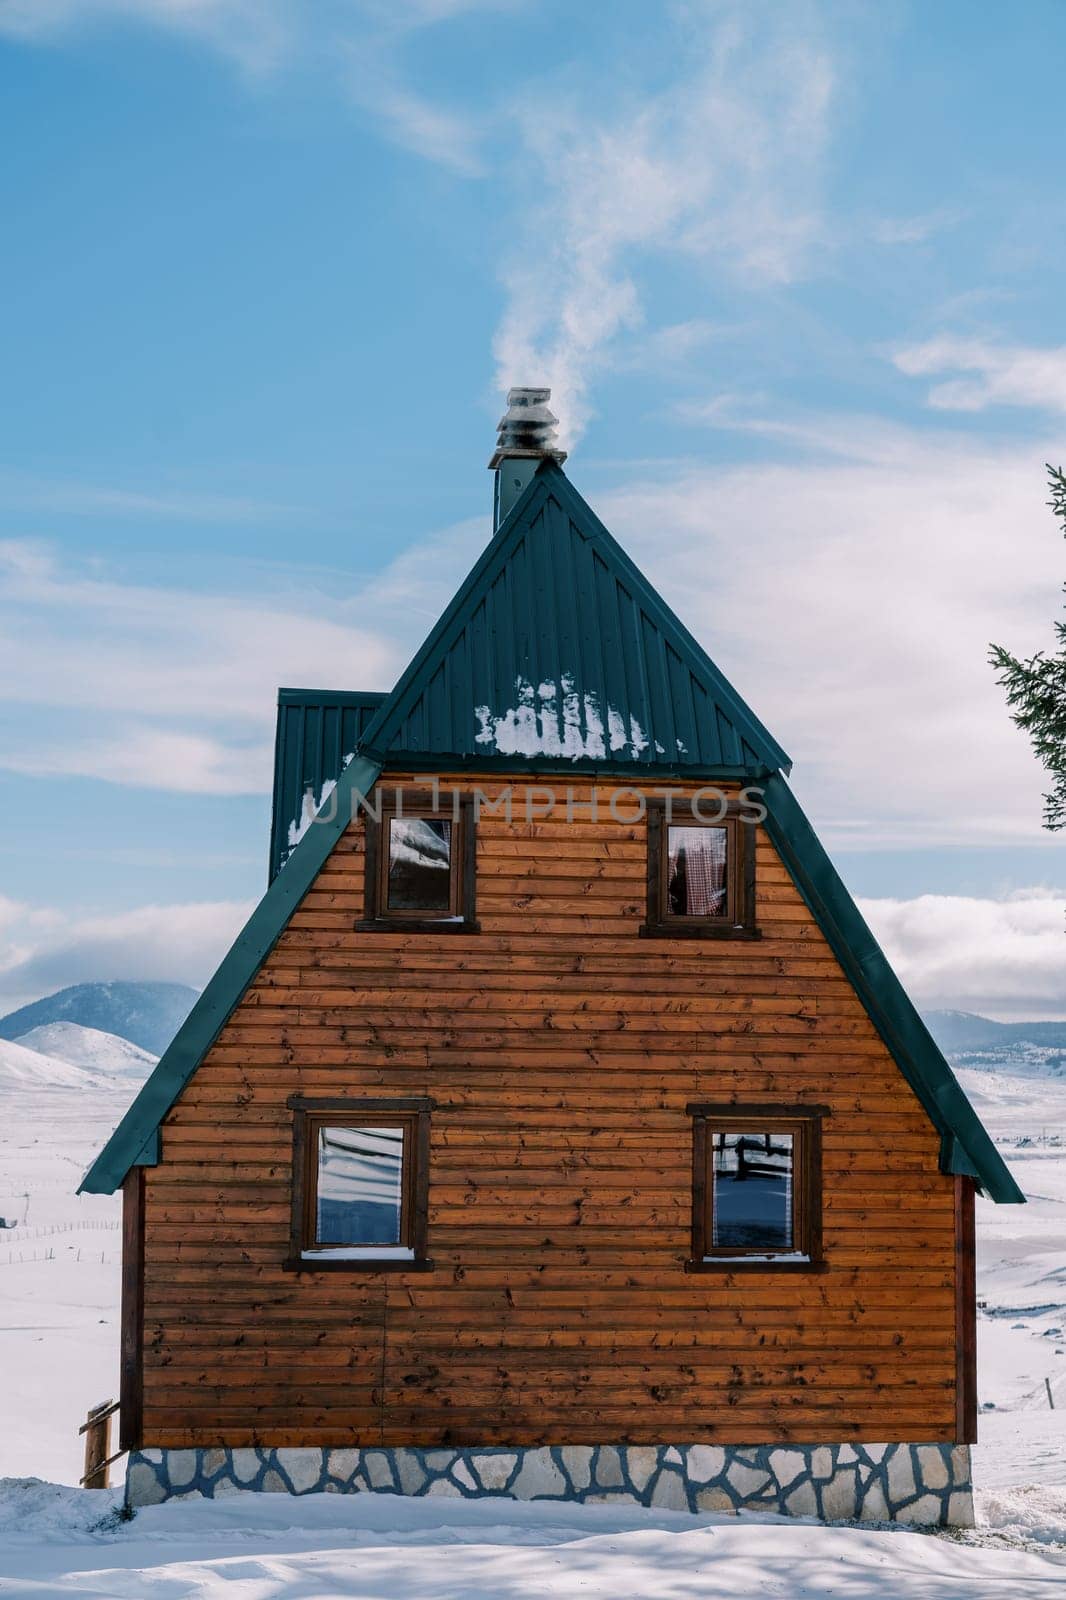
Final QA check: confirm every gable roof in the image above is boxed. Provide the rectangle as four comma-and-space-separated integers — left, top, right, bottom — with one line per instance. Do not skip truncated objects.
761, 774, 1022, 1204
80, 460, 1021, 1204
358, 461, 790, 776
81, 750, 384, 1194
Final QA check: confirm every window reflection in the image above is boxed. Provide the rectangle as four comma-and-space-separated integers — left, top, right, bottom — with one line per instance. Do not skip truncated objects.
711, 1130, 794, 1250
316, 1125, 405, 1246
387, 817, 452, 912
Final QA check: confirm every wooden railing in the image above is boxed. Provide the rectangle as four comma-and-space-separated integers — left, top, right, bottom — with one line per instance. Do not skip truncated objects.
79, 1399, 123, 1489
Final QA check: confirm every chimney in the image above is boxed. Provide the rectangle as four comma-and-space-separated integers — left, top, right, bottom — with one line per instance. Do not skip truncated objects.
489, 387, 567, 532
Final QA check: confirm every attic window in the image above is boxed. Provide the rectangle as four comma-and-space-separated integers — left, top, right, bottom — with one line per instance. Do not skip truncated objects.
387, 817, 452, 912
285, 1096, 433, 1272
686, 1104, 825, 1272
667, 825, 727, 916
643, 799, 758, 939
358, 791, 478, 934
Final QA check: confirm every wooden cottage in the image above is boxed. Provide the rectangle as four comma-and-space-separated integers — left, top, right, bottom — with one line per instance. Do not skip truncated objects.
84, 389, 1021, 1525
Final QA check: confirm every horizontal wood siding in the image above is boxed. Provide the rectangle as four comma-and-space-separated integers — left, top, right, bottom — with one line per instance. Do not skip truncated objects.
142, 775, 958, 1447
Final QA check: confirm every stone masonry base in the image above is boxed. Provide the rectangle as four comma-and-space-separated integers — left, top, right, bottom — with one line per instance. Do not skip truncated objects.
126, 1442, 973, 1526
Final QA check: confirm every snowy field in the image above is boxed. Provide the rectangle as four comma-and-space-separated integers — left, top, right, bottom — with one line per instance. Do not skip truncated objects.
2, 1481, 1066, 1599
0, 1031, 1064, 1595
0, 1037, 129, 1487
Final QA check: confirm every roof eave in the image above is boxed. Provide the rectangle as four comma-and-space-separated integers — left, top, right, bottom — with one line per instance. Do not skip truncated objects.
761, 772, 1024, 1205
80, 752, 385, 1195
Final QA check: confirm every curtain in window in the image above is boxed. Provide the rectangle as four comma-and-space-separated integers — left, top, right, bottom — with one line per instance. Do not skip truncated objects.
668, 826, 727, 916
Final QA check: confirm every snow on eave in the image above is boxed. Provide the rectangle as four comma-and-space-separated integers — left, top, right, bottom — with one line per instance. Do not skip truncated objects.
284, 752, 358, 864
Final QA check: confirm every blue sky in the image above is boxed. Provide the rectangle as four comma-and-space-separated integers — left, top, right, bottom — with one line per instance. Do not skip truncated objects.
0, 0, 1063, 1017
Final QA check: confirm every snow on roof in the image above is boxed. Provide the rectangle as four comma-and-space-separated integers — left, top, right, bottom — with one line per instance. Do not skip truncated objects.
474, 675, 652, 762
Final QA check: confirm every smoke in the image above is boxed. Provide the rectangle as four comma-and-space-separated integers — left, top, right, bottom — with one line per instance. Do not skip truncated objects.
492, 7, 835, 446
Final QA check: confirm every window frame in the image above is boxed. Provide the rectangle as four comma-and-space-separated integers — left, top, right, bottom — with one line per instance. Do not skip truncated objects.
686, 1103, 826, 1273
284, 1095, 434, 1273
358, 789, 478, 934
643, 798, 758, 940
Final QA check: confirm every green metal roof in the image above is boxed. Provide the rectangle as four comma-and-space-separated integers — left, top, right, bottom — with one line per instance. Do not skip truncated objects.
761, 773, 1023, 1204
81, 751, 384, 1194
358, 462, 791, 777
270, 689, 387, 882
80, 459, 1021, 1205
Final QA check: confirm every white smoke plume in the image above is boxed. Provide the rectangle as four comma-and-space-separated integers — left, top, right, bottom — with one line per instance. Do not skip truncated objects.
493, 6, 835, 445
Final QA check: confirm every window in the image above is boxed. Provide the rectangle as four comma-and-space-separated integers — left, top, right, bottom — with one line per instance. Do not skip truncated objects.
386, 817, 452, 913
359, 791, 477, 932
667, 824, 728, 917
285, 1096, 433, 1271
687, 1104, 825, 1271
644, 800, 756, 938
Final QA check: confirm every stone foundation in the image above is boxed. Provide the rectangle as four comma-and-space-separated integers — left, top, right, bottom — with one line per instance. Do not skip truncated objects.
126, 1441, 973, 1526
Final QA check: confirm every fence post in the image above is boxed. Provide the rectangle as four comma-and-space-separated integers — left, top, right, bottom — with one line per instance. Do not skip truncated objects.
81, 1400, 114, 1489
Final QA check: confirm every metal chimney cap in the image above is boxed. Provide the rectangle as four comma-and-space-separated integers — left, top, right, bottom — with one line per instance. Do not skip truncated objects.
489, 386, 567, 469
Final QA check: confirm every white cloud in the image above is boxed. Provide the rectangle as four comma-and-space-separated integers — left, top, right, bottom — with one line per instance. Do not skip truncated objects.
493, 6, 834, 443
0, 0, 502, 170
0, 467, 296, 523
341, 51, 484, 177
3, 0, 838, 426
859, 889, 1066, 1020
359, 515, 484, 621
0, 893, 250, 1012
0, 538, 410, 792
0, 0, 293, 73
871, 209, 962, 246
0, 511, 500, 794
0, 539, 402, 722
1, 727, 271, 796
894, 336, 1066, 414
599, 418, 1064, 847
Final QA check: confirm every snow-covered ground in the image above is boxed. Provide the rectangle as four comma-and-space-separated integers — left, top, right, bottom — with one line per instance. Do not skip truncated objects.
0, 1032, 139, 1486
0, 1029, 1063, 1594
0, 1479, 1064, 1598
962, 1065, 1066, 1425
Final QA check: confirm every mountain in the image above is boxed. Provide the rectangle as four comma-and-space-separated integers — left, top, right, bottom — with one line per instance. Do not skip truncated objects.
923, 1010, 1066, 1082
0, 1036, 98, 1092
924, 1010, 1066, 1052
0, 981, 196, 1057
14, 1021, 157, 1079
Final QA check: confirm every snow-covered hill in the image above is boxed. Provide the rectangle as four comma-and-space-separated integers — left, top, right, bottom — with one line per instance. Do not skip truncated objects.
0, 980, 196, 1057
0, 1036, 99, 1092
14, 1022, 157, 1080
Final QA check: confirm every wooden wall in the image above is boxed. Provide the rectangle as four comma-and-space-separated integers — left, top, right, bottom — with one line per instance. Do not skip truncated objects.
142, 773, 960, 1448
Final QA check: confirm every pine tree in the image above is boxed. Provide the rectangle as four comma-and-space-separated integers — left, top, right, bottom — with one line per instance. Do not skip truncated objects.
989, 465, 1066, 830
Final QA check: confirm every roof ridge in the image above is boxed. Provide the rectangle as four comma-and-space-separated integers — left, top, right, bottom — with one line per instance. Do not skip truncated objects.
361, 460, 791, 774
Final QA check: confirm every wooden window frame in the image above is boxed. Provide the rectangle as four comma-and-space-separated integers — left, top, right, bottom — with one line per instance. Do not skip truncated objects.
642, 798, 758, 940
686, 1103, 826, 1273
358, 790, 478, 934
283, 1095, 434, 1273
